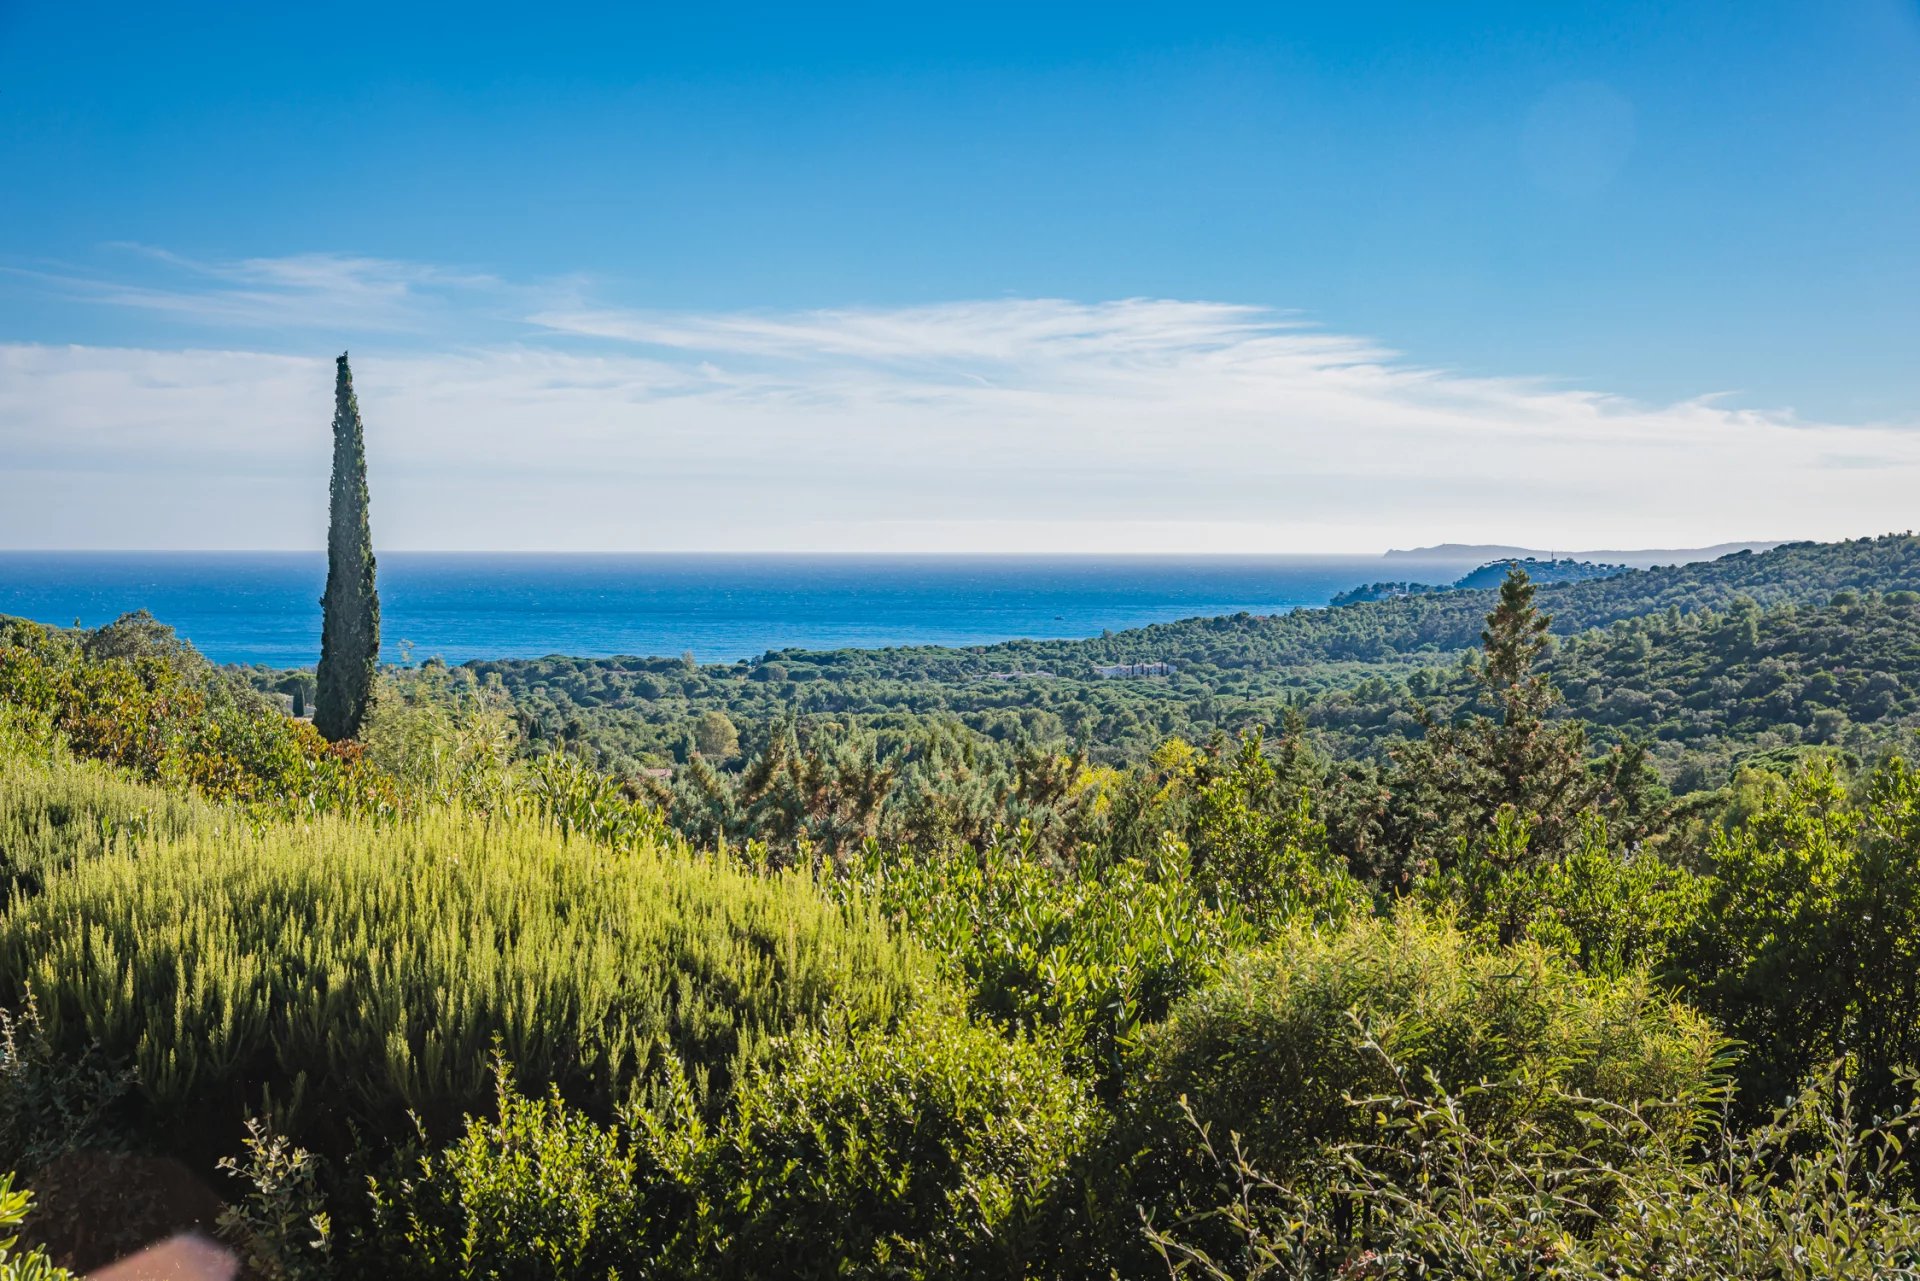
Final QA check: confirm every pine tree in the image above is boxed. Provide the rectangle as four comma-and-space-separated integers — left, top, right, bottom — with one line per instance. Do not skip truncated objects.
315, 352, 380, 742
1478, 564, 1562, 802
1381, 565, 1618, 885
1479, 562, 1554, 715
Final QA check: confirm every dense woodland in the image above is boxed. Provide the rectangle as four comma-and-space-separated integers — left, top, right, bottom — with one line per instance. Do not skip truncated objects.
5, 534, 1920, 1276
359, 535, 1920, 779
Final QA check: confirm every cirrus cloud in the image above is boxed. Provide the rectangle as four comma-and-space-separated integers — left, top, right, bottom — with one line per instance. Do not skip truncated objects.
1, 252, 1914, 552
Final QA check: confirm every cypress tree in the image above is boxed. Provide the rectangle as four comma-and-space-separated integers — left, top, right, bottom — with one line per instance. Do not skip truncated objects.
314, 352, 380, 742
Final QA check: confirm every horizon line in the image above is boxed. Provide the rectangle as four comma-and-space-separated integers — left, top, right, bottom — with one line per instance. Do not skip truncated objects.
0, 540, 1787, 559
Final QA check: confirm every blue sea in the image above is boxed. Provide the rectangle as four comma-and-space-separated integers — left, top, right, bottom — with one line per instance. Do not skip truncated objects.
0, 552, 1481, 668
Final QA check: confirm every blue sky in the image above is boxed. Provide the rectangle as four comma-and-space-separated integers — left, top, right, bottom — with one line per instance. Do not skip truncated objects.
2, 1, 1918, 551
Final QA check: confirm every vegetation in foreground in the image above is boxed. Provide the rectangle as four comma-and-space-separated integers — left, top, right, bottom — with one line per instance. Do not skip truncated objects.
4, 541, 1920, 1276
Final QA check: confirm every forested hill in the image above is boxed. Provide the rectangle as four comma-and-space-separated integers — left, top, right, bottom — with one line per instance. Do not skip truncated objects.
1329, 556, 1627, 606
467, 533, 1920, 771
577, 534, 1912, 683
1309, 587, 1920, 782
835, 533, 1920, 676
484, 589, 1920, 782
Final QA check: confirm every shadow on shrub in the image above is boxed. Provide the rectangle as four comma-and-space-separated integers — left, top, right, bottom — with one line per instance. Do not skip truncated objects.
367, 1010, 1098, 1281
701, 1006, 1099, 1280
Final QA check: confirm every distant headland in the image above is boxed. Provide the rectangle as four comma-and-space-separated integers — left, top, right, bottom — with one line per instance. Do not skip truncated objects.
1383, 540, 1780, 567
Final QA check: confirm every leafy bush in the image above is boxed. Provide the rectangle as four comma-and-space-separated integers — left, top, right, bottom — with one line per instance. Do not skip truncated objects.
366, 1075, 675, 1275
368, 1013, 1095, 1281
1146, 1062, 1920, 1280
701, 1007, 1098, 1281
1417, 808, 1707, 976
1182, 731, 1363, 930
1130, 913, 1722, 1197
525, 749, 674, 852
0, 616, 394, 815
356, 664, 518, 809
1685, 752, 1920, 1115
834, 830, 1243, 1085
0, 797, 928, 1158
217, 1118, 333, 1281
367, 1067, 695, 1281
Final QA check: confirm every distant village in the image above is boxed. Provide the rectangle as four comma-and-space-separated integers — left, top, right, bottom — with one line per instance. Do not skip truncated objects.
982, 661, 1175, 681
1093, 661, 1174, 679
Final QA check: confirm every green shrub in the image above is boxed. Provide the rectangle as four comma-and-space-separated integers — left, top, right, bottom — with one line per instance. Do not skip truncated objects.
0, 615, 396, 815
356, 666, 518, 810
1182, 731, 1362, 931
525, 749, 673, 852
835, 832, 1243, 1086
366, 1062, 699, 1281
1685, 754, 1920, 1116
368, 1013, 1095, 1281
701, 1007, 1098, 1281
216, 1118, 334, 1281
0, 747, 220, 908
0, 802, 929, 1159
1131, 912, 1723, 1194
1146, 1062, 1920, 1281
1417, 808, 1707, 976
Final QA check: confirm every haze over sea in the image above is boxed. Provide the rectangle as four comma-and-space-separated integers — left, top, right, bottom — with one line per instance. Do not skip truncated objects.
0, 552, 1509, 667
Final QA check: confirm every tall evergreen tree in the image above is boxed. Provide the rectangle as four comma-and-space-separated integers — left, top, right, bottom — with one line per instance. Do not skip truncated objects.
1369, 565, 1665, 888
1480, 563, 1554, 715
315, 352, 380, 742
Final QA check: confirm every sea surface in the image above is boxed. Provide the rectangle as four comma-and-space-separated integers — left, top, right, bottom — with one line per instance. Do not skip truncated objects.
0, 552, 1483, 668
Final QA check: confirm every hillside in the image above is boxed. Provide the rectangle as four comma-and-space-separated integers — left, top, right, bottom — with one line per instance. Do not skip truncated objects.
467, 534, 1920, 771
1328, 556, 1628, 606
11, 538, 1920, 1275
1307, 587, 1920, 782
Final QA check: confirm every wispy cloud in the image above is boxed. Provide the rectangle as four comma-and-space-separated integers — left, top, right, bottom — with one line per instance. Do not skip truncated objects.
530, 297, 1319, 368
1, 251, 1915, 552
5, 246, 514, 333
